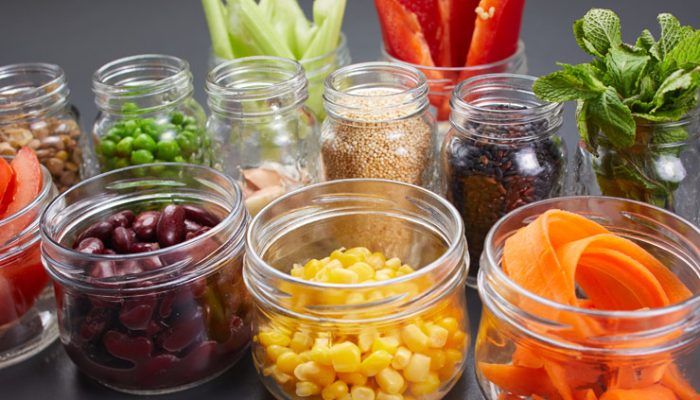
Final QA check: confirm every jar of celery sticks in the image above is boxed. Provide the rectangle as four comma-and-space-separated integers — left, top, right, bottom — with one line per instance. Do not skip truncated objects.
244, 179, 470, 400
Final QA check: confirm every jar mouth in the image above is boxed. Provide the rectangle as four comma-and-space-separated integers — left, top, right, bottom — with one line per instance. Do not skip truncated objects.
0, 63, 69, 121
206, 56, 308, 117
382, 40, 526, 74
41, 163, 247, 293
0, 160, 53, 251
323, 62, 430, 122
92, 54, 192, 113
481, 195, 700, 320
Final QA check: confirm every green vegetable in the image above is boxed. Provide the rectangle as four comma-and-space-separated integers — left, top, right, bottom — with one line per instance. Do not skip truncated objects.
534, 9, 700, 210
202, 0, 234, 59
131, 149, 155, 165
157, 140, 181, 161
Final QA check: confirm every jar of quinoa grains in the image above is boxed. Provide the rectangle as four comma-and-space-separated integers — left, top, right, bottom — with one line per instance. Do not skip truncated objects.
321, 62, 437, 190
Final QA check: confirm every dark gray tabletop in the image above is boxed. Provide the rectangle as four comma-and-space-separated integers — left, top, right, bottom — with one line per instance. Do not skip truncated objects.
1, 1, 699, 399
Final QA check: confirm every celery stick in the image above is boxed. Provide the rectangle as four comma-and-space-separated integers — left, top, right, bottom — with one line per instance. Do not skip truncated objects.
228, 0, 294, 59
302, 0, 347, 60
268, 0, 312, 59
202, 0, 234, 59
226, 0, 263, 57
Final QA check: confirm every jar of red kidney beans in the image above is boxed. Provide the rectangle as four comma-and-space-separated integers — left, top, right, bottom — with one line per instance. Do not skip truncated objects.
40, 163, 251, 394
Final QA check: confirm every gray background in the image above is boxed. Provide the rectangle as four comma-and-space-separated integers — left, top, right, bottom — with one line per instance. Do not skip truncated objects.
1, 0, 699, 399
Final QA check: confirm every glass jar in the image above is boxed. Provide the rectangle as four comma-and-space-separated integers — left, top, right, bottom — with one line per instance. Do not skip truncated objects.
245, 179, 470, 400
442, 74, 566, 286
87, 55, 210, 175
206, 56, 319, 217
0, 63, 84, 192
572, 112, 700, 225
0, 159, 57, 368
209, 33, 351, 119
41, 164, 252, 394
321, 62, 437, 190
475, 196, 700, 400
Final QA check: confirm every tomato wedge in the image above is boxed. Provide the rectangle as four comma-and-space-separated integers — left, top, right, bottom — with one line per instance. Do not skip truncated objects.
0, 157, 14, 216
466, 0, 525, 66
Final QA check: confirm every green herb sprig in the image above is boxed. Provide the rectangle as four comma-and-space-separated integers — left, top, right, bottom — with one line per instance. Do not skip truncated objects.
534, 9, 700, 151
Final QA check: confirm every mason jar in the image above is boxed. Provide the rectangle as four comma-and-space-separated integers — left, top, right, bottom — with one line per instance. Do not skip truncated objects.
321, 63, 437, 190
0, 159, 57, 368
88, 55, 210, 175
206, 56, 319, 216
475, 196, 700, 400
572, 112, 700, 225
442, 74, 566, 286
209, 33, 351, 119
0, 63, 84, 191
41, 164, 252, 394
245, 179, 470, 400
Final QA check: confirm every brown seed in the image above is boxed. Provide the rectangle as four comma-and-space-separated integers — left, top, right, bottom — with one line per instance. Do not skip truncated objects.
45, 157, 65, 176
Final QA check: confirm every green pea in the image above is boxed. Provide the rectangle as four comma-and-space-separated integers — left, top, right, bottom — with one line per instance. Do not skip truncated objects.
170, 112, 184, 125
106, 127, 123, 138
183, 116, 196, 126
99, 139, 117, 157
131, 149, 155, 165
116, 136, 134, 157
114, 158, 130, 170
124, 119, 137, 133
176, 134, 195, 154
157, 140, 181, 161
149, 162, 166, 174
133, 134, 157, 152
121, 102, 139, 114
173, 155, 186, 163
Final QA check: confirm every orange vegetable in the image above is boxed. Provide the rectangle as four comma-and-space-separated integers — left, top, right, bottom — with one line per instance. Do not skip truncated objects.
599, 385, 678, 400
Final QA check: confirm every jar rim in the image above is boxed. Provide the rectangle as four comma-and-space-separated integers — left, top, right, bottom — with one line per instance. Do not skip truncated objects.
0, 63, 69, 119
481, 195, 700, 319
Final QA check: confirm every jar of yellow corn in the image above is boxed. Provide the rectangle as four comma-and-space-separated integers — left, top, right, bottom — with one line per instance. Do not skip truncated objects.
244, 179, 470, 400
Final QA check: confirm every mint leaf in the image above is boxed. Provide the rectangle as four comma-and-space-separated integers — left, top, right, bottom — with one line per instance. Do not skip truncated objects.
574, 19, 603, 57
636, 29, 656, 52
576, 100, 600, 153
588, 87, 636, 148
652, 68, 700, 111
560, 63, 608, 90
581, 9, 622, 57
664, 31, 700, 71
605, 46, 650, 97
651, 125, 689, 145
652, 14, 693, 60
533, 69, 604, 102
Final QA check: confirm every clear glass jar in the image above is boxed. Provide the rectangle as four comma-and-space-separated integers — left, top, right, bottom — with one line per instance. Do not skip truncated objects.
87, 55, 210, 175
41, 164, 251, 394
321, 62, 437, 190
476, 196, 700, 400
245, 179, 470, 400
206, 56, 319, 217
0, 63, 84, 192
0, 159, 57, 368
442, 74, 566, 286
209, 33, 351, 120
572, 112, 700, 225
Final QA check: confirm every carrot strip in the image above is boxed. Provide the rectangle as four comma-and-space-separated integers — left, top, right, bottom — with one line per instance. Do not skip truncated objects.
479, 362, 559, 397
599, 385, 678, 400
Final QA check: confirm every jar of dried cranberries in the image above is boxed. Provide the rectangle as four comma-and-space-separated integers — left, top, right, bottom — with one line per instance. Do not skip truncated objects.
41, 163, 251, 394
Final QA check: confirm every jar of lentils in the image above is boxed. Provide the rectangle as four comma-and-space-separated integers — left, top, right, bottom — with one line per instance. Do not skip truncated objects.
321, 62, 437, 190
88, 55, 210, 175
0, 63, 83, 191
441, 74, 566, 286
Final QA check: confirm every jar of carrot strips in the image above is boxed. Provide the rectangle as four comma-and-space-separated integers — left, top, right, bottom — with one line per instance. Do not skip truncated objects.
244, 179, 470, 400
476, 196, 700, 400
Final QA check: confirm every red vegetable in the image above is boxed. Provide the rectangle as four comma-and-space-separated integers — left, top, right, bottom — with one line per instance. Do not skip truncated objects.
375, 0, 436, 67
0, 147, 42, 244
466, 0, 525, 67
445, 0, 480, 66
398, 0, 451, 66
0, 157, 14, 217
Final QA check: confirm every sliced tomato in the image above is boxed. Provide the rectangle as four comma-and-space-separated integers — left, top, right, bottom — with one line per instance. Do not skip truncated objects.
446, 0, 481, 66
465, 0, 525, 66
375, 0, 436, 67
0, 147, 42, 244
0, 157, 14, 216
398, 0, 451, 67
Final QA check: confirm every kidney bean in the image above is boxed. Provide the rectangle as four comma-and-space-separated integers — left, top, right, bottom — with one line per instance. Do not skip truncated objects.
79, 307, 113, 342
103, 330, 152, 362
185, 226, 210, 241
157, 205, 186, 247
103, 249, 117, 255
159, 294, 175, 319
132, 211, 160, 242
182, 341, 218, 373
141, 256, 163, 271
129, 242, 160, 253
89, 261, 117, 279
112, 227, 136, 254
184, 219, 202, 233
117, 260, 143, 276
142, 354, 179, 377
107, 210, 135, 228
119, 298, 156, 331
183, 205, 220, 227
77, 237, 105, 254
157, 307, 204, 352
76, 221, 114, 244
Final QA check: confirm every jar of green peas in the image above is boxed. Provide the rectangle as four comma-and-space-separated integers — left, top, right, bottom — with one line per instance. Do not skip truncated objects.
85, 54, 210, 175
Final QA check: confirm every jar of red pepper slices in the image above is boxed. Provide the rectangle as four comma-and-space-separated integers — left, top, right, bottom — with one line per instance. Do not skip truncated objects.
41, 163, 251, 394
441, 74, 566, 286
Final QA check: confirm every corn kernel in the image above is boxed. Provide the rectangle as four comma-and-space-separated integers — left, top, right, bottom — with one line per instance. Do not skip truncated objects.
436, 317, 458, 333
357, 329, 378, 352
345, 247, 372, 258
289, 331, 313, 353
351, 385, 376, 400
428, 349, 446, 370
266, 345, 292, 362
296, 381, 321, 397
330, 342, 361, 372
404, 354, 431, 383
265, 365, 293, 384
348, 262, 375, 282
376, 391, 404, 400
311, 340, 332, 366
329, 268, 360, 284
426, 325, 449, 348
391, 347, 412, 370
397, 265, 414, 275
277, 351, 304, 374
331, 250, 361, 267
259, 331, 291, 347
320, 257, 332, 265
338, 395, 352, 400
359, 350, 393, 376
446, 330, 466, 348
385, 257, 402, 269
375, 268, 396, 281
367, 290, 386, 301
322, 380, 350, 400
376, 367, 405, 394
410, 372, 440, 395
444, 349, 463, 365
401, 324, 429, 353
437, 364, 456, 381
294, 361, 336, 386
346, 292, 366, 305
372, 336, 400, 355
337, 371, 368, 386
366, 252, 386, 269
291, 264, 305, 278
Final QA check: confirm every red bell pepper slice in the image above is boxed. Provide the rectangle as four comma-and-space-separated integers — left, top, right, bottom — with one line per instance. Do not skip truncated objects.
0, 147, 42, 245
445, 0, 480, 67
398, 0, 451, 67
466, 0, 525, 66
375, 0, 436, 67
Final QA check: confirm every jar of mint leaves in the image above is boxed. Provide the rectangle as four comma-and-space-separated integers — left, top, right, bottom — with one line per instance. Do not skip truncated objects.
535, 9, 700, 225
86, 55, 210, 175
